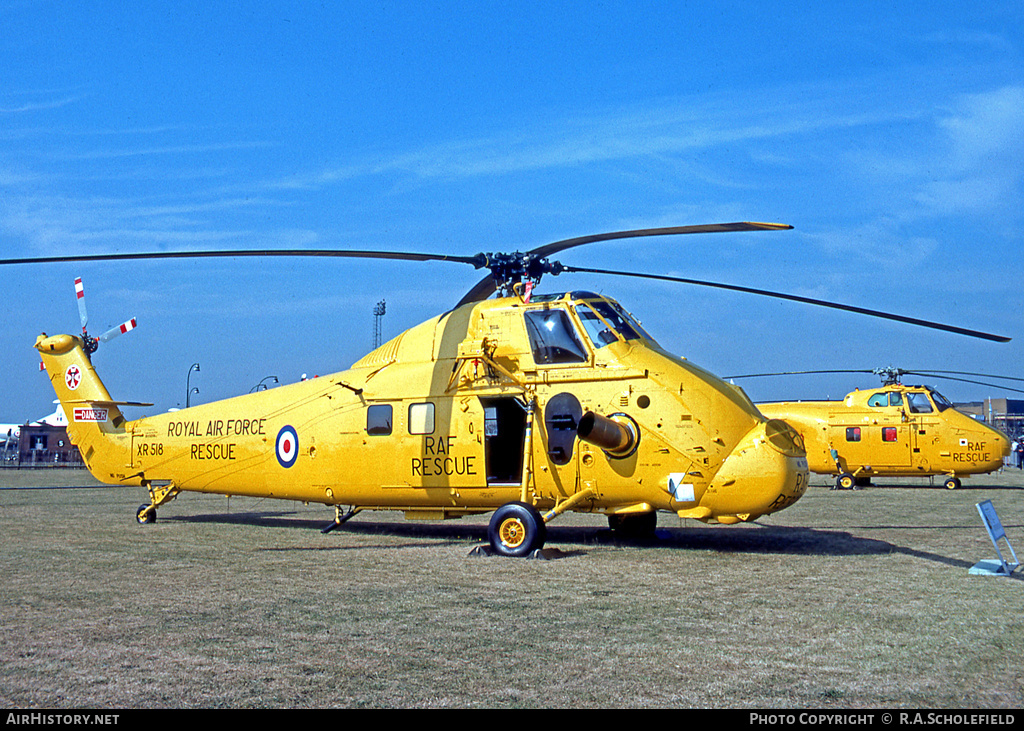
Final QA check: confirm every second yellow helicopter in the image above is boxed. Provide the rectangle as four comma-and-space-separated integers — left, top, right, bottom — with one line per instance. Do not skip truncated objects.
731, 368, 1015, 490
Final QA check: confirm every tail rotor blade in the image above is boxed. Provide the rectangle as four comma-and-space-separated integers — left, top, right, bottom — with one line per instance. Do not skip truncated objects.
99, 318, 137, 342
74, 277, 88, 333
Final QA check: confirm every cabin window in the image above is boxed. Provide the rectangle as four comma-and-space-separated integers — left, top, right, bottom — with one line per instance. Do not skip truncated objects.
846, 427, 861, 442
906, 392, 933, 414
882, 427, 898, 442
868, 392, 903, 408
408, 403, 435, 435
366, 404, 393, 436
524, 309, 588, 364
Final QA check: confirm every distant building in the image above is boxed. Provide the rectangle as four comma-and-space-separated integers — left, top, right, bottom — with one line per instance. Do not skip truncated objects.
957, 398, 1024, 437
16, 424, 83, 466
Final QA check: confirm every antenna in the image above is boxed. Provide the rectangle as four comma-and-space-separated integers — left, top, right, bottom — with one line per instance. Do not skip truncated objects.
373, 299, 386, 348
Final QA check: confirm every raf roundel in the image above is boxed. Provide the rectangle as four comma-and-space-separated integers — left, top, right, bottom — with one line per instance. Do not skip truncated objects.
276, 425, 299, 468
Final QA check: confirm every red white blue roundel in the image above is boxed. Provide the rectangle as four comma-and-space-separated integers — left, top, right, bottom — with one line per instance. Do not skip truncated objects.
276, 426, 299, 468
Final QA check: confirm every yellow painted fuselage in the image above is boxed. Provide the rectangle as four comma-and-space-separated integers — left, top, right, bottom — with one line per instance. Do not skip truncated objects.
759, 384, 1010, 483
37, 291, 808, 525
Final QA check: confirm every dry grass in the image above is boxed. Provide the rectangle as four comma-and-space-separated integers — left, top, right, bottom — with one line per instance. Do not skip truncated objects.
1, 468, 1023, 709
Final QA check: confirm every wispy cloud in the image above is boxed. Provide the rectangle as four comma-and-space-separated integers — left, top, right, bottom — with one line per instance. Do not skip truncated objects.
3, 78, 1022, 269
60, 140, 271, 162
916, 85, 1024, 216
260, 90, 918, 194
0, 94, 83, 115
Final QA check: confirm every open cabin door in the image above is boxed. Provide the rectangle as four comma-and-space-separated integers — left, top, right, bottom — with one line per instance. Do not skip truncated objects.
480, 397, 526, 485
479, 393, 584, 498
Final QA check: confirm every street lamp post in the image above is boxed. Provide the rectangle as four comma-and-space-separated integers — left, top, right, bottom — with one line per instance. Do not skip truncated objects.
250, 376, 279, 393
187, 363, 200, 408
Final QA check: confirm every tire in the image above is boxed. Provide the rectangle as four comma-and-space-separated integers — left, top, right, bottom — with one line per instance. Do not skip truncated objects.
488, 502, 546, 557
943, 477, 961, 490
836, 473, 855, 490
136, 504, 156, 524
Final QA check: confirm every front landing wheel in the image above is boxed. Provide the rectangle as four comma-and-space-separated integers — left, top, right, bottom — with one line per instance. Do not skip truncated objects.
136, 504, 156, 524
835, 473, 855, 490
488, 502, 546, 557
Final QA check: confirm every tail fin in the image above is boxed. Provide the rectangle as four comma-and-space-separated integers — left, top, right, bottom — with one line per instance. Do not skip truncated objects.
34, 333, 149, 481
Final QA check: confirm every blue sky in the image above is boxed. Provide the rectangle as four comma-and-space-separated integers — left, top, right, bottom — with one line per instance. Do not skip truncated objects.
1, 2, 1022, 421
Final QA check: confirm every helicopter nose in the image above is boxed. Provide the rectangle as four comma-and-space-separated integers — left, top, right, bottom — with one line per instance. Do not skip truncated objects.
993, 429, 1012, 464
967, 424, 1011, 472
678, 419, 808, 524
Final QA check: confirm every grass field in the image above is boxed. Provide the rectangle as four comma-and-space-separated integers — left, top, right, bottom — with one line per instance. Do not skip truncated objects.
1, 467, 1022, 709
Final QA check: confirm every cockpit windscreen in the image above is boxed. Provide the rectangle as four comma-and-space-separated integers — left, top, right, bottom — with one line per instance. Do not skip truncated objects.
574, 299, 655, 348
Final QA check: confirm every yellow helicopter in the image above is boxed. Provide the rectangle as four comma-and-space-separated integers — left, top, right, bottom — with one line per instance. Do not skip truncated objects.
728, 367, 1017, 490
4, 223, 1012, 556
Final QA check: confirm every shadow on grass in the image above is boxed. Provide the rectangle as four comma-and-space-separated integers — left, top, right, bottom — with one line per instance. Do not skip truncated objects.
168, 509, 906, 560
849, 483, 1024, 491
164, 510, 1024, 577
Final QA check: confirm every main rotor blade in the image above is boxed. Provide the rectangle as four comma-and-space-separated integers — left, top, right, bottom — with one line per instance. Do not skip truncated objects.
908, 370, 1024, 383
726, 368, 1024, 394
564, 266, 1011, 343
0, 224, 787, 269
1, 222, 791, 311
527, 221, 793, 260
726, 369, 874, 379
456, 222, 793, 307
457, 274, 501, 308
0, 249, 485, 267
906, 373, 1024, 394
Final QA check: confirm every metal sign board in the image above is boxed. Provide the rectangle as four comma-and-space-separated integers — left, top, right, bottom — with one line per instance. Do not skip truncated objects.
971, 500, 1019, 576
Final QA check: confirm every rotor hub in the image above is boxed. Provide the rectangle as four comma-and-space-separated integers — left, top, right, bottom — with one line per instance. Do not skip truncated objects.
478, 252, 564, 295
872, 367, 908, 385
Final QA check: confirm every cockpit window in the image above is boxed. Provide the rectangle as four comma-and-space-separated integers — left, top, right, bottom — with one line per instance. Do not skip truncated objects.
524, 309, 589, 364
929, 389, 952, 412
574, 300, 654, 349
907, 392, 934, 414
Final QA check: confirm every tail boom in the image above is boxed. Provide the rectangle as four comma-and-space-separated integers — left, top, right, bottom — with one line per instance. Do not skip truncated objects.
35, 333, 141, 483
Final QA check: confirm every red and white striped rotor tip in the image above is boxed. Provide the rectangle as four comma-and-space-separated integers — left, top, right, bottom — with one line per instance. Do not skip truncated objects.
99, 318, 137, 342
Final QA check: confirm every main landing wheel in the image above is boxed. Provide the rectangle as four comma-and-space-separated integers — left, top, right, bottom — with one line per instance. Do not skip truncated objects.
943, 477, 962, 490
136, 504, 156, 524
488, 502, 546, 557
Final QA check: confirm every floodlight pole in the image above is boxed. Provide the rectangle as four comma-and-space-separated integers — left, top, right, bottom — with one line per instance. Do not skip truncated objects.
373, 299, 386, 348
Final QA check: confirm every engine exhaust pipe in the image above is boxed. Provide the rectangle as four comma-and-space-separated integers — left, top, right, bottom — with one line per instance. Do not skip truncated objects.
577, 411, 638, 457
